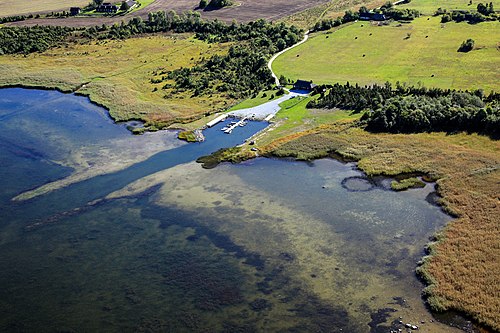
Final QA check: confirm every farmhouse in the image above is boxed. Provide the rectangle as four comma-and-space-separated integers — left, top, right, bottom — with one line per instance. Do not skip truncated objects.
96, 3, 118, 13
360, 12, 387, 21
70, 7, 81, 15
293, 80, 317, 91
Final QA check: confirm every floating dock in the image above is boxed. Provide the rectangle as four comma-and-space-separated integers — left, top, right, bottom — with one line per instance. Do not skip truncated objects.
222, 118, 247, 134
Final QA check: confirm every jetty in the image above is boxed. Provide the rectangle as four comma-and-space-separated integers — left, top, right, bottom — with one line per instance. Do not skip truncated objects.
206, 114, 227, 128
221, 117, 247, 134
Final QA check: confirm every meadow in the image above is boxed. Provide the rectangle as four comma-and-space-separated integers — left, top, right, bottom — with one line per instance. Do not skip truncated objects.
272, 16, 500, 91
397, 0, 500, 15
0, 35, 232, 129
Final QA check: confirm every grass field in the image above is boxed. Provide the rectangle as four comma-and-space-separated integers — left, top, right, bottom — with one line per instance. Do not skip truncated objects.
227, 89, 281, 111
273, 16, 500, 91
0, 34, 233, 128
397, 0, 500, 15
0, 0, 90, 17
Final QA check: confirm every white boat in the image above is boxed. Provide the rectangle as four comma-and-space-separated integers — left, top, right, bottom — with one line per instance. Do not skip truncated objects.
221, 127, 229, 131
224, 128, 232, 134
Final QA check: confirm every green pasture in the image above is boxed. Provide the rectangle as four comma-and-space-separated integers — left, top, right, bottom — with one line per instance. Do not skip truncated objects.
397, 0, 500, 15
272, 16, 500, 92
228, 89, 281, 111
260, 96, 360, 143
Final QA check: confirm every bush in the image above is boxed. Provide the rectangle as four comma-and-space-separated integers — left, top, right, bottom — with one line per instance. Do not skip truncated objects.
206, 0, 233, 9
458, 38, 474, 52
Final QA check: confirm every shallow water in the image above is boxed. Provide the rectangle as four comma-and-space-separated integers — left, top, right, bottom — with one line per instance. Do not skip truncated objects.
0, 88, 464, 332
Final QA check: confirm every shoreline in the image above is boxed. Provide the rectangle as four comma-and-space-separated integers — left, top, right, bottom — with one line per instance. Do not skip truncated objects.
1, 83, 497, 332
204, 121, 499, 331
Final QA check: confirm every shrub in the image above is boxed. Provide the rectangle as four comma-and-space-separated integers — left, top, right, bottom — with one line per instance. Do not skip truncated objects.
458, 38, 474, 52
199, 0, 208, 8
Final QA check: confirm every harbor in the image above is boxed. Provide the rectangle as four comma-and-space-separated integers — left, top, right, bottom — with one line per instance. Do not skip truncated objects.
205, 90, 309, 132
221, 117, 248, 134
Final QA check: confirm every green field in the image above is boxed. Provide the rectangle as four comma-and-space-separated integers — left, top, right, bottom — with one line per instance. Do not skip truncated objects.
397, 0, 500, 15
272, 16, 500, 91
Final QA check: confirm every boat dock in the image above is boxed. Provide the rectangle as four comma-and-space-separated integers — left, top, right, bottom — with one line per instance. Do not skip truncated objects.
221, 117, 248, 134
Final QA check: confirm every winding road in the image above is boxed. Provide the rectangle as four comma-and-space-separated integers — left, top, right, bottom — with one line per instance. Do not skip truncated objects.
268, 30, 310, 87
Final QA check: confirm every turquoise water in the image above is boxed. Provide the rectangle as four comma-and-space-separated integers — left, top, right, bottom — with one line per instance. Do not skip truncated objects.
0, 88, 458, 332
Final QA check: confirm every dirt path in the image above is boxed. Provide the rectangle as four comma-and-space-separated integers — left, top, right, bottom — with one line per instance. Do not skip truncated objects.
268, 30, 310, 87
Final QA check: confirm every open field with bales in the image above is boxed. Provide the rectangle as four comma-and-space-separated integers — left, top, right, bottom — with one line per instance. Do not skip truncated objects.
397, 0, 500, 15
0, 34, 231, 128
272, 16, 500, 91
0, 0, 89, 17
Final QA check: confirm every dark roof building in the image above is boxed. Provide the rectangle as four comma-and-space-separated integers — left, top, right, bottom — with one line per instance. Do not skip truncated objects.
360, 13, 387, 21
96, 3, 118, 13
70, 7, 81, 15
293, 80, 317, 91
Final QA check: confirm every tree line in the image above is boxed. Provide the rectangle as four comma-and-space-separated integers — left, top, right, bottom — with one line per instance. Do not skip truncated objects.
0, 26, 75, 54
438, 2, 498, 24
312, 2, 420, 32
308, 82, 499, 138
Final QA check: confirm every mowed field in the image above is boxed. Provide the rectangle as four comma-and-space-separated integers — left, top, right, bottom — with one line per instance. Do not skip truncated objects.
0, 0, 90, 17
0, 35, 231, 127
397, 0, 500, 15
5, 0, 330, 27
273, 16, 500, 91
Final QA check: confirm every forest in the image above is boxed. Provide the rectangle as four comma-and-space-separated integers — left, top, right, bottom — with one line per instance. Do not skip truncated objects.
0, 26, 75, 54
308, 82, 499, 138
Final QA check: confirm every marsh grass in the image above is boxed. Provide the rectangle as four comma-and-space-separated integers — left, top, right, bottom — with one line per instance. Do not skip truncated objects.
391, 177, 426, 191
257, 122, 500, 330
177, 130, 197, 142
0, 35, 232, 129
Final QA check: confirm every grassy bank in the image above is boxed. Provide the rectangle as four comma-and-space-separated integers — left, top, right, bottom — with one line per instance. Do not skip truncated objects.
0, 34, 232, 129
273, 16, 500, 91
